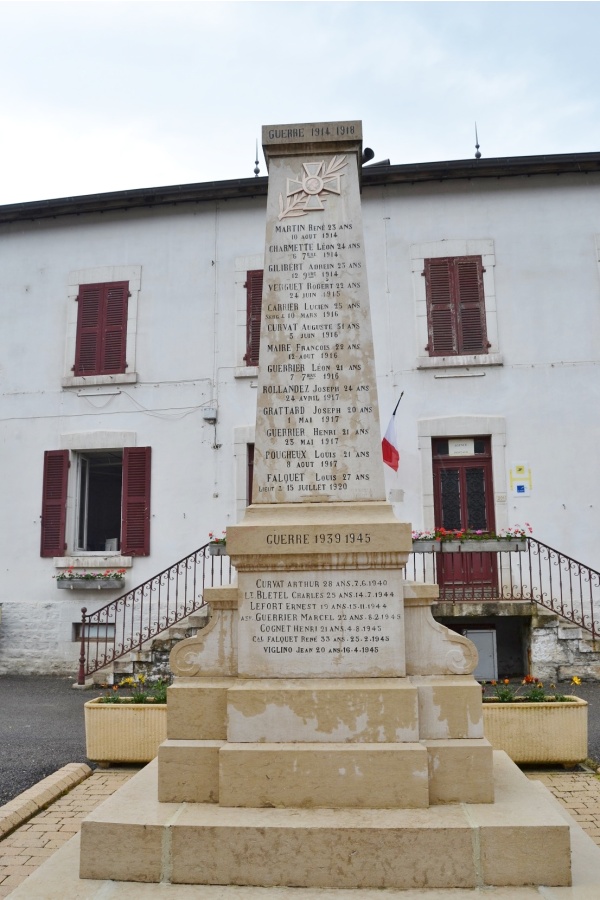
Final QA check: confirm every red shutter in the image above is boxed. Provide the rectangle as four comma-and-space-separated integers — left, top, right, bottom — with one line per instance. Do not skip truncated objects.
40, 450, 69, 557
244, 270, 263, 366
247, 443, 255, 506
455, 257, 487, 354
425, 257, 487, 356
74, 281, 128, 376
121, 447, 151, 556
102, 282, 128, 373
74, 284, 102, 375
425, 259, 457, 355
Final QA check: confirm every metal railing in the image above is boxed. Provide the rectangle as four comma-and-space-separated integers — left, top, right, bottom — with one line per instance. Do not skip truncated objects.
78, 535, 600, 684
77, 543, 234, 684
406, 536, 600, 639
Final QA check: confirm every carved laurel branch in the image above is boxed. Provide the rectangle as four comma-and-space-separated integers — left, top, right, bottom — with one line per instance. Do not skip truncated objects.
278, 191, 309, 221
323, 154, 347, 176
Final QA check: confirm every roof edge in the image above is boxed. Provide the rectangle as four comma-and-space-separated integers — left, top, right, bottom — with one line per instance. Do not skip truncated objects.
1, 152, 599, 224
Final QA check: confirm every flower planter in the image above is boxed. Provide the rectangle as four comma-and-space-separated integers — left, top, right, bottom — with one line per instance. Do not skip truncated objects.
57, 578, 124, 590
84, 698, 167, 765
412, 540, 526, 553
483, 697, 588, 765
209, 543, 227, 556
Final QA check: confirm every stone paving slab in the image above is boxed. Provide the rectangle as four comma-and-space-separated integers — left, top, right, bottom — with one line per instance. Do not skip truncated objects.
1, 765, 599, 897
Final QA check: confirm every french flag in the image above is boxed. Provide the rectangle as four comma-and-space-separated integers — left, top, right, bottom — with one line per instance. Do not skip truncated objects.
382, 394, 403, 472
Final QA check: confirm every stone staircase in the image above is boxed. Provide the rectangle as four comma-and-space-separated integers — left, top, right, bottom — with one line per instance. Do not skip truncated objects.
89, 606, 211, 686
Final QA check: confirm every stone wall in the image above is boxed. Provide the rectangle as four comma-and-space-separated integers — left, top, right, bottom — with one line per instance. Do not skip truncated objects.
531, 615, 600, 682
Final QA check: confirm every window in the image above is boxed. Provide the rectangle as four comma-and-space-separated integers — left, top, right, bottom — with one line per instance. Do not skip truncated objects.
73, 623, 116, 642
74, 282, 129, 376
41, 447, 151, 557
244, 269, 263, 367
62, 265, 141, 388
76, 451, 123, 551
424, 256, 488, 356
410, 240, 501, 370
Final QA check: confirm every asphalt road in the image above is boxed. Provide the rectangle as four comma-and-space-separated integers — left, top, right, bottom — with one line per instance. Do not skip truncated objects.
0, 676, 105, 806
1, 676, 599, 807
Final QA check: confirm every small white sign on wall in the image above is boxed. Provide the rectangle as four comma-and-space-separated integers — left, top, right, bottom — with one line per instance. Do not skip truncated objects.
510, 462, 532, 497
448, 438, 475, 457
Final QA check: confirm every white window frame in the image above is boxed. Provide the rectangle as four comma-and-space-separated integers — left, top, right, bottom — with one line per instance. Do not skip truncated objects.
233, 425, 255, 523
234, 254, 263, 378
410, 239, 502, 369
62, 264, 142, 387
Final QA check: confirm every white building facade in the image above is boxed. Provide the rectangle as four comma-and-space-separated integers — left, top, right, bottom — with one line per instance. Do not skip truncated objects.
1, 151, 599, 678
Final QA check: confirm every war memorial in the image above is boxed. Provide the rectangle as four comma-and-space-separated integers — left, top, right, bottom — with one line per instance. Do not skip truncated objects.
20, 122, 600, 895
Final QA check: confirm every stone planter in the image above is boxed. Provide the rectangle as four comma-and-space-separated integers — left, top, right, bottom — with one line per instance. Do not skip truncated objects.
483, 697, 588, 765
84, 699, 167, 765
209, 543, 227, 556
412, 540, 526, 553
57, 578, 125, 590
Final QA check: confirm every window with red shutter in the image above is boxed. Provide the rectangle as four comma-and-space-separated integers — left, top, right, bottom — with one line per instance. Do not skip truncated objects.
40, 450, 69, 557
244, 270, 263, 366
424, 257, 488, 356
121, 447, 151, 556
74, 282, 128, 375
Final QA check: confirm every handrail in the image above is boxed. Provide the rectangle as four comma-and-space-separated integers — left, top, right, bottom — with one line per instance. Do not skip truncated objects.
77, 542, 234, 684
78, 535, 600, 684
406, 536, 599, 640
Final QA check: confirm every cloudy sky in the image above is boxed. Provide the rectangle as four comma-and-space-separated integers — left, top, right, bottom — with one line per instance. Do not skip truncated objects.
1, 1, 599, 205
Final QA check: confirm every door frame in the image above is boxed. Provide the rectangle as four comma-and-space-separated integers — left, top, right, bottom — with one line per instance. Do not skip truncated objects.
417, 416, 508, 534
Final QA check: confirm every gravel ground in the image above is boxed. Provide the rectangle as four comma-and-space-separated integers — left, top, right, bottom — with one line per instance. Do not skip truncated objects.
1, 675, 599, 807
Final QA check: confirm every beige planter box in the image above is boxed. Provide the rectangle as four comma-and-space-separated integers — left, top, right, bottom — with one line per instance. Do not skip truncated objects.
84, 699, 167, 765
483, 697, 588, 765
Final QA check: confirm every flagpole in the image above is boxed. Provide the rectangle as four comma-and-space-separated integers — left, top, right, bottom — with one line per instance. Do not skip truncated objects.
392, 392, 404, 417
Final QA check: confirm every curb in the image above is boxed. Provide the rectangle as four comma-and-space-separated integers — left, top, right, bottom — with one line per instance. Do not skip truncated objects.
0, 762, 92, 839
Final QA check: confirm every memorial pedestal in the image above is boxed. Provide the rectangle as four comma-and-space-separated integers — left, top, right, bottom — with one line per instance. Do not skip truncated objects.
71, 119, 578, 893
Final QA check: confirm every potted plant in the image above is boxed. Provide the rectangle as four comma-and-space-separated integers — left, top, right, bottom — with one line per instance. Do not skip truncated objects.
208, 531, 227, 556
84, 675, 169, 766
55, 567, 126, 590
412, 524, 531, 553
481, 676, 587, 766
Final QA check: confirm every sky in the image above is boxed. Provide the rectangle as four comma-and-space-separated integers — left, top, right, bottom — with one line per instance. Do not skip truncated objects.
1, 0, 599, 206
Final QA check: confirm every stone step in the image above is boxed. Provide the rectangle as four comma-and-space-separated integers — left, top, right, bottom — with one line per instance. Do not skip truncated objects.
158, 738, 493, 807
84, 608, 211, 684
80, 752, 571, 890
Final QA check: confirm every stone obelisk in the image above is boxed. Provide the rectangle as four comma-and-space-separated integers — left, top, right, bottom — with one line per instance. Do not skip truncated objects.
228, 121, 411, 677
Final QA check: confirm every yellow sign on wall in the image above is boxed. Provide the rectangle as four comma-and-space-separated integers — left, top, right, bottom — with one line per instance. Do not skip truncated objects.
510, 462, 532, 497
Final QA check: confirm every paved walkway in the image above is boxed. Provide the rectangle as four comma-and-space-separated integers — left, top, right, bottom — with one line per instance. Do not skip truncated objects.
0, 767, 137, 898
0, 765, 599, 898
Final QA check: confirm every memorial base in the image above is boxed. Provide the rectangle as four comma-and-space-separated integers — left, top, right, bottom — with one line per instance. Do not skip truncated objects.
78, 753, 573, 890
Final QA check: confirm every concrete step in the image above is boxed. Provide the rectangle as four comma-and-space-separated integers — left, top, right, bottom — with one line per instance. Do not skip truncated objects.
80, 753, 571, 890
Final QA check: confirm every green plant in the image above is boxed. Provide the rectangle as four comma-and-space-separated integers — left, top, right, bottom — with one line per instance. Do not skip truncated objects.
481, 675, 581, 703
98, 675, 171, 705
208, 530, 226, 545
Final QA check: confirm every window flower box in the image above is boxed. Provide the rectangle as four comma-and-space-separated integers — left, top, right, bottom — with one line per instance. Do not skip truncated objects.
482, 697, 588, 766
57, 578, 124, 590
412, 539, 526, 553
84, 698, 167, 765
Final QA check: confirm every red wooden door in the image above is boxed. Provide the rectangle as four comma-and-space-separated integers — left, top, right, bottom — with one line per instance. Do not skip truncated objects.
432, 437, 497, 598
